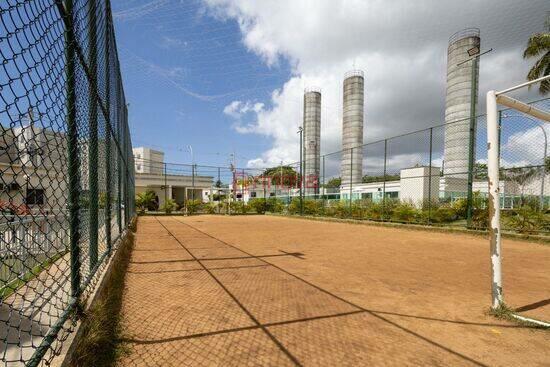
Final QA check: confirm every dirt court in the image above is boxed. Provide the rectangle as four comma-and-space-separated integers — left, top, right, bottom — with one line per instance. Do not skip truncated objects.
117, 215, 549, 366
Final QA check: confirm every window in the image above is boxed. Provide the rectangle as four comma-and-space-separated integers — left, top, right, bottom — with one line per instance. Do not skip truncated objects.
361, 192, 372, 199
270, 192, 275, 197
385, 191, 398, 199
26, 188, 45, 205
250, 192, 257, 198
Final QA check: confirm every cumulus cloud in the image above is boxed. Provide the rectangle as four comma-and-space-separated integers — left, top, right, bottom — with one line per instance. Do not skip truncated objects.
203, 0, 548, 169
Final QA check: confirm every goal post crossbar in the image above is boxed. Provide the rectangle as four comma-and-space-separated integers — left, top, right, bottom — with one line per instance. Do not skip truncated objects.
486, 74, 550, 328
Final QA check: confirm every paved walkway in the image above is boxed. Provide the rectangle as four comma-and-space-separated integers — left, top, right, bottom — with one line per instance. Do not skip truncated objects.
118, 216, 521, 366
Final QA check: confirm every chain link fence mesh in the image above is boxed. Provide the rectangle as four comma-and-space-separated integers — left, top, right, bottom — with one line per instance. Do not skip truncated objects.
140, 99, 548, 236
1, 0, 135, 365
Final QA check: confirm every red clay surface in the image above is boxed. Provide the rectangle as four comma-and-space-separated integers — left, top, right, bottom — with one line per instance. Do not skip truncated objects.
117, 215, 550, 366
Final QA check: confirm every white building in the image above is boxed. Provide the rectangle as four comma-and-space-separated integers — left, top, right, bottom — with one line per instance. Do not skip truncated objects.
340, 165, 525, 208
133, 147, 213, 208
1, 124, 67, 213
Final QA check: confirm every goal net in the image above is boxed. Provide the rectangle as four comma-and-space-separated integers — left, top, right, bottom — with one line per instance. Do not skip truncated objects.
486, 75, 550, 327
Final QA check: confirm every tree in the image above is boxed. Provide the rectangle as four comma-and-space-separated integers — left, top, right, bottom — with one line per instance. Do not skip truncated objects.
261, 165, 300, 187
523, 13, 549, 94
362, 174, 399, 183
474, 163, 488, 180
324, 177, 341, 188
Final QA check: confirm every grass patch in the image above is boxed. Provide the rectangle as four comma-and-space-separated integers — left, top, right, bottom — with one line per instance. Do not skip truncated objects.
0, 252, 66, 300
489, 303, 549, 329
67, 230, 134, 367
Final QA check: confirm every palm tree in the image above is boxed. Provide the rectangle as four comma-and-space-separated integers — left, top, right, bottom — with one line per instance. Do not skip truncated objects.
523, 14, 550, 94
135, 190, 156, 211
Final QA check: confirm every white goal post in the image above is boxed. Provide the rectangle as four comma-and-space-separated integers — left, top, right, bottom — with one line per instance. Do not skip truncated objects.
486, 74, 550, 327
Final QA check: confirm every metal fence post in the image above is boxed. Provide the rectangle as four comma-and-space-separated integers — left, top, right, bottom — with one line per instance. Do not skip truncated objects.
117, 94, 122, 234
164, 162, 167, 208
349, 147, 353, 217
104, 1, 112, 254
123, 110, 129, 226
466, 57, 479, 228
322, 155, 325, 209
299, 127, 303, 215
192, 164, 196, 201
382, 139, 387, 220
217, 167, 221, 214
428, 128, 433, 224
87, 0, 99, 271
63, 0, 81, 298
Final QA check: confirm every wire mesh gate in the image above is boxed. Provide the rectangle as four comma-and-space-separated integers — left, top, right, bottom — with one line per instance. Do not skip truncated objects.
1, 0, 135, 365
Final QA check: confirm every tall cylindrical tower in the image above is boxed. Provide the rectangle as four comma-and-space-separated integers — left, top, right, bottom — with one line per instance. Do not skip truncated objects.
303, 88, 321, 196
341, 70, 364, 187
444, 28, 480, 178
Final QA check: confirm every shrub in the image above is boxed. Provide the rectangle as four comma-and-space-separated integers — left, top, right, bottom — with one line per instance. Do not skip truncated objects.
506, 206, 547, 234
303, 199, 323, 215
232, 201, 249, 214
324, 200, 349, 218
391, 202, 419, 223
363, 200, 386, 221
160, 199, 176, 214
248, 198, 268, 214
204, 203, 217, 214
430, 205, 458, 223
186, 199, 203, 215
219, 201, 229, 214
135, 190, 157, 212
451, 198, 468, 219
266, 197, 284, 213
287, 198, 323, 216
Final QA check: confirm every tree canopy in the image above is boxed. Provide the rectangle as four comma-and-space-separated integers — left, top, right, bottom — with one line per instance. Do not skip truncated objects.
523, 14, 549, 94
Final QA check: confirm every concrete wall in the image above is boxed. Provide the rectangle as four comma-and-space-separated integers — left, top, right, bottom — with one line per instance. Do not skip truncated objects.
341, 71, 364, 186
133, 147, 164, 174
444, 29, 480, 178
0, 164, 67, 212
400, 166, 440, 206
303, 90, 321, 195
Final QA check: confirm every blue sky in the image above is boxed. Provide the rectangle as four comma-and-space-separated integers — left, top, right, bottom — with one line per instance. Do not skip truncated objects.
112, 0, 292, 167
112, 0, 548, 172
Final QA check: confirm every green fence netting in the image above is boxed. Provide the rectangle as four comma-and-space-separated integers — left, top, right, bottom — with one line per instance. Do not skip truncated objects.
1, 0, 135, 365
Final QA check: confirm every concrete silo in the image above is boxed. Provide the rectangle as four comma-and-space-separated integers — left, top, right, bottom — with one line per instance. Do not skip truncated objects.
341, 70, 364, 187
444, 28, 480, 178
303, 88, 321, 196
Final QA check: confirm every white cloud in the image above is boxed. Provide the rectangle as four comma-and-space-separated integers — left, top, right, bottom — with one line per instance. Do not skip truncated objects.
501, 124, 548, 167
159, 36, 188, 50
205, 0, 548, 169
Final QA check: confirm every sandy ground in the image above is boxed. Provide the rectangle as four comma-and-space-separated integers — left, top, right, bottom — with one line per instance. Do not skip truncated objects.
117, 215, 550, 366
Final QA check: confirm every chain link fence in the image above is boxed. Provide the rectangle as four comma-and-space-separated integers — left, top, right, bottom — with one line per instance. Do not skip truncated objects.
146, 99, 548, 236
1, 0, 135, 365
258, 98, 548, 235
